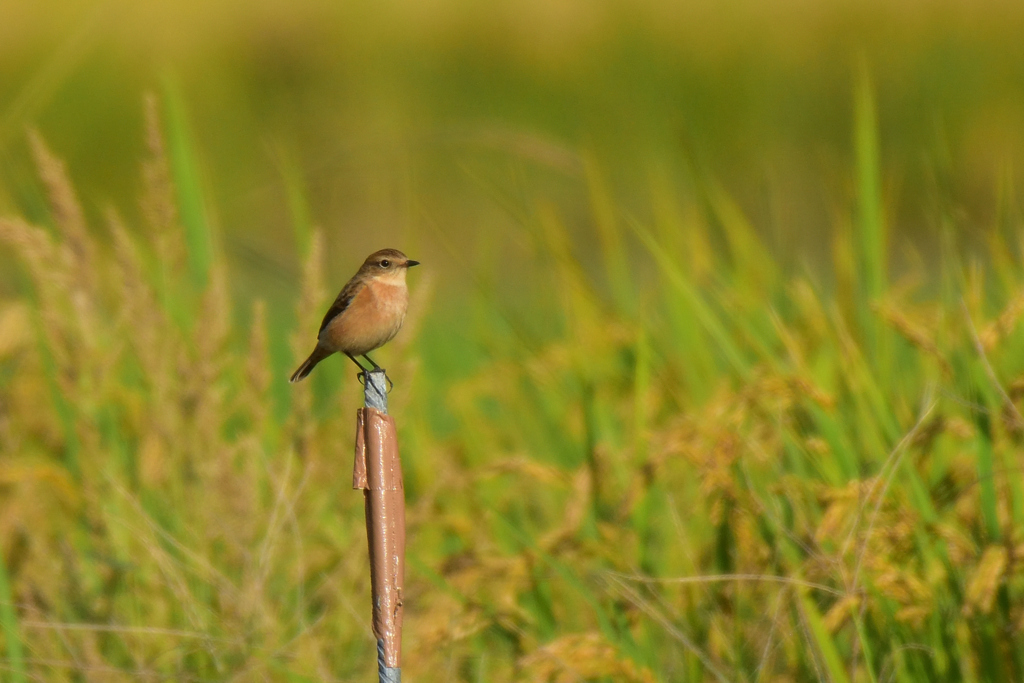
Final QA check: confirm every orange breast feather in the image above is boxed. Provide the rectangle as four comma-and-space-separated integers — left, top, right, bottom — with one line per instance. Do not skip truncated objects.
322, 281, 407, 355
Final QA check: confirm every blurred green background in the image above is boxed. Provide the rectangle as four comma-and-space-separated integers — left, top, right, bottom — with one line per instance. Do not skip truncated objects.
3, 0, 1024, 301
4, 1, 1024, 681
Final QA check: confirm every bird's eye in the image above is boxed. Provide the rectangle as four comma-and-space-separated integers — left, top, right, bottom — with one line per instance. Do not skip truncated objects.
380, 259, 390, 268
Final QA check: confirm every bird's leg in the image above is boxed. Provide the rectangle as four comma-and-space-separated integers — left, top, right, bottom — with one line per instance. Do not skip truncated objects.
346, 353, 371, 385
361, 354, 394, 392
345, 352, 371, 371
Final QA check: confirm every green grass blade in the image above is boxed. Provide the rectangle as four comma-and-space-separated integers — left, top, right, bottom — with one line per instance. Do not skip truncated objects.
800, 589, 851, 683
975, 411, 1001, 541
705, 180, 777, 295
854, 60, 886, 317
584, 152, 634, 316
631, 218, 750, 379
853, 58, 896, 404
851, 605, 878, 683
275, 145, 315, 258
32, 310, 80, 481
161, 75, 214, 291
0, 545, 27, 683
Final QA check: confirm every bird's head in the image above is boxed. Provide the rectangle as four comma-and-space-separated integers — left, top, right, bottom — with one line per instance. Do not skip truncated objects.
360, 248, 419, 284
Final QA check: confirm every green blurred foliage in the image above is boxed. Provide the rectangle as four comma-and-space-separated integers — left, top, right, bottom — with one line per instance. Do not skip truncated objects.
3, 0, 1024, 304
3, 1, 1024, 681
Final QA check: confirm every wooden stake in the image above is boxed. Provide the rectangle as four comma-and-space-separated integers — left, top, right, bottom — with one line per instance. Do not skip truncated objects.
353, 369, 404, 683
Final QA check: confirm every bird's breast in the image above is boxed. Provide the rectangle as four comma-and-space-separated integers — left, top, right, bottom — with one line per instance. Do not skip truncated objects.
320, 281, 409, 355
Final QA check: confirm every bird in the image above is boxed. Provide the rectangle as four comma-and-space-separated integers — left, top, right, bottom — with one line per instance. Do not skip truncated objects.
290, 248, 419, 383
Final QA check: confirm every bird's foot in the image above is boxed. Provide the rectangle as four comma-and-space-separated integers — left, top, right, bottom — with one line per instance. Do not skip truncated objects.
356, 368, 394, 393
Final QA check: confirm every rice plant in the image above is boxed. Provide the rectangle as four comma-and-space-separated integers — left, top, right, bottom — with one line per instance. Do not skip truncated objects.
2, 72, 1024, 683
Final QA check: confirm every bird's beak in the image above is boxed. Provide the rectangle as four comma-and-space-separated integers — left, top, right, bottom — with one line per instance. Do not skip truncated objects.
406, 260, 420, 268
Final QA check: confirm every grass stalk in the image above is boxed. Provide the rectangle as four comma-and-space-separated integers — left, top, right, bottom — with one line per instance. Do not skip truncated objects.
0, 546, 27, 683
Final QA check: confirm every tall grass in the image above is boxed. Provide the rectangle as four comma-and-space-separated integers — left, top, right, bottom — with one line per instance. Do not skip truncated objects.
2, 82, 1024, 683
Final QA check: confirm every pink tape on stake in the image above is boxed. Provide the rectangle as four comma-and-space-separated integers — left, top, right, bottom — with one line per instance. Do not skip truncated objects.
354, 407, 406, 670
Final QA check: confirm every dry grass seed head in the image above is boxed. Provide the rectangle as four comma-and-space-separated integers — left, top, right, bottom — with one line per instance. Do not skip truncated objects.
870, 563, 933, 626
245, 299, 271, 424
408, 595, 490, 664
0, 301, 31, 359
963, 545, 1008, 617
519, 632, 657, 683
20, 135, 108, 393
106, 212, 183, 454
141, 94, 186, 275
876, 299, 951, 374
980, 288, 1024, 352
0, 217, 78, 375
194, 261, 231, 392
822, 594, 860, 634
27, 129, 95, 294
108, 209, 166, 373
538, 467, 592, 552
814, 479, 875, 548
287, 228, 325, 450
294, 227, 326, 340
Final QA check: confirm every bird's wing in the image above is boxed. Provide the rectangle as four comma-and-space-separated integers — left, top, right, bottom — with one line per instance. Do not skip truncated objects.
318, 279, 364, 336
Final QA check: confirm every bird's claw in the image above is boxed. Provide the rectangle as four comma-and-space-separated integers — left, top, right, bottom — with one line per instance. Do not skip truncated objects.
356, 369, 394, 393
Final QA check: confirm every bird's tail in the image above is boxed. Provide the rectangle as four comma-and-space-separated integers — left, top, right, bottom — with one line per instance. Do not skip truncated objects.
290, 346, 331, 383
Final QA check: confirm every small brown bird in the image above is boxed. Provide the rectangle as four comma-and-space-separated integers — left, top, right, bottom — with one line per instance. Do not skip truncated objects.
290, 248, 419, 383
